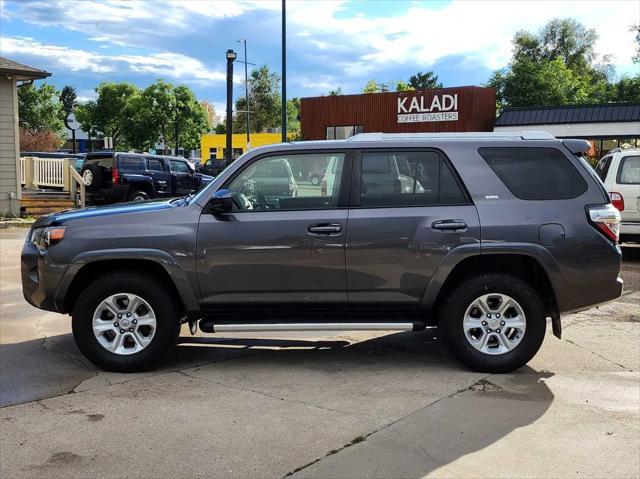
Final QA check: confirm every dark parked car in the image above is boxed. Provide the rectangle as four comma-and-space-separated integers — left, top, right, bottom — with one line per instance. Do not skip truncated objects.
22, 132, 623, 373
80, 152, 213, 203
197, 158, 229, 177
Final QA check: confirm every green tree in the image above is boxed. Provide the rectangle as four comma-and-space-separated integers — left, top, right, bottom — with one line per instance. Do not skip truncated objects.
170, 84, 210, 151
76, 81, 139, 149
59, 85, 77, 116
327, 87, 343, 96
395, 80, 414, 92
140, 80, 175, 152
613, 75, 640, 102
234, 65, 281, 133
632, 24, 640, 64
287, 97, 301, 135
18, 82, 65, 134
488, 18, 628, 108
362, 80, 392, 93
408, 71, 442, 90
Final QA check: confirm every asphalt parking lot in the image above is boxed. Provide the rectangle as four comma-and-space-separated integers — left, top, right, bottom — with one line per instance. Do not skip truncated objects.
1, 227, 638, 479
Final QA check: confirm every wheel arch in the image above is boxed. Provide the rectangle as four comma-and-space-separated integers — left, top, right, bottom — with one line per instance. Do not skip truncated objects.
56, 250, 200, 315
422, 245, 563, 338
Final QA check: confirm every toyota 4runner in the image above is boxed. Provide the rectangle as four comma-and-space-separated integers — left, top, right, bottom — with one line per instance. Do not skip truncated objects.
22, 132, 623, 373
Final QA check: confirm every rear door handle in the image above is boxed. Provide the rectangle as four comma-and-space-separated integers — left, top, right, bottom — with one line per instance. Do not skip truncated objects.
431, 220, 467, 231
308, 224, 343, 235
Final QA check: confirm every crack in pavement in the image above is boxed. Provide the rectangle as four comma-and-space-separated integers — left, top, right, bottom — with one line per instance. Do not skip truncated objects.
281, 374, 490, 478
561, 337, 632, 371
175, 369, 371, 418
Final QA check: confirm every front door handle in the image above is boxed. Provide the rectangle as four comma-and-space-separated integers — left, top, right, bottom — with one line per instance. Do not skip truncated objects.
431, 220, 467, 231
308, 224, 343, 235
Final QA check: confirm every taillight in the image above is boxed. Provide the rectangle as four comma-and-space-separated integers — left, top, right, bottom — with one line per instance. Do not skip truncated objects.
610, 192, 624, 212
588, 204, 621, 243
112, 167, 120, 184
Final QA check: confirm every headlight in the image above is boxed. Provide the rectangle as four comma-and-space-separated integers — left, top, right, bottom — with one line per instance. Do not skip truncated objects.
29, 226, 66, 249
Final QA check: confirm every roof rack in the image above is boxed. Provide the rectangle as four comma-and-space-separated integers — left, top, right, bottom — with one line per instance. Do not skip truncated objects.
347, 131, 556, 142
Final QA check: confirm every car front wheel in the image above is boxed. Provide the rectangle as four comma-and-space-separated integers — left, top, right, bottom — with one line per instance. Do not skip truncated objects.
439, 273, 546, 373
72, 271, 180, 372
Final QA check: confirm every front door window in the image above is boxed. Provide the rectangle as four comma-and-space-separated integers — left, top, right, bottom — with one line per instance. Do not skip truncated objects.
227, 153, 345, 210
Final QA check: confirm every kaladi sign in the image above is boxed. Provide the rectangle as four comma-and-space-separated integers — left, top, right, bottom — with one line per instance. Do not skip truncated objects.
397, 94, 459, 123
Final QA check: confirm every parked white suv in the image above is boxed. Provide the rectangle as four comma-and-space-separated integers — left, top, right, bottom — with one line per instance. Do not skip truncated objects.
595, 148, 640, 242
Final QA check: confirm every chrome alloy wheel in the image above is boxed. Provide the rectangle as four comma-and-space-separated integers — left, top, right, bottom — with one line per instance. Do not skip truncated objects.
92, 293, 157, 355
462, 293, 526, 355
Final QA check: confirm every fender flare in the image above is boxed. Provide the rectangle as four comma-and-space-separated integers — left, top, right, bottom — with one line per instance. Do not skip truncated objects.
420, 242, 566, 337
54, 248, 200, 312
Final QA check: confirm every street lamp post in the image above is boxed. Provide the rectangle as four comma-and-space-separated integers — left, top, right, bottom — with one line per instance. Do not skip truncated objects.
238, 39, 250, 148
281, 0, 287, 142
225, 49, 237, 164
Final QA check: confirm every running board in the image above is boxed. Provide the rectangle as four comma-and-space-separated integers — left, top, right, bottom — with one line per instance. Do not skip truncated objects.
199, 321, 425, 333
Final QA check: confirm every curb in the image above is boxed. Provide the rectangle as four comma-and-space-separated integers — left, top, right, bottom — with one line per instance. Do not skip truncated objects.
0, 220, 35, 229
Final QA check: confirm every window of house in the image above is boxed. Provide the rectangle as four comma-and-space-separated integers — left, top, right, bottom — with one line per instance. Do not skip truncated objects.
227, 153, 345, 211
325, 126, 364, 140
358, 151, 467, 207
479, 147, 587, 200
209, 147, 217, 160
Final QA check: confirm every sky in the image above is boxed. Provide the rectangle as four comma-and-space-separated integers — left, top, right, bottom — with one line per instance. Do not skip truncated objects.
1, 0, 638, 116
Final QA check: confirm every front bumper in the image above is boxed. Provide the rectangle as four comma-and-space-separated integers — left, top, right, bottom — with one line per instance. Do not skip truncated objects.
21, 240, 67, 313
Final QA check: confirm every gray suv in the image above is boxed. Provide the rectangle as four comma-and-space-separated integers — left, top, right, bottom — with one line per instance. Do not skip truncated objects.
21, 132, 623, 373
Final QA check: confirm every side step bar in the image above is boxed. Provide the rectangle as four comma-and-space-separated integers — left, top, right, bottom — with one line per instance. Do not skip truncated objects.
199, 321, 426, 333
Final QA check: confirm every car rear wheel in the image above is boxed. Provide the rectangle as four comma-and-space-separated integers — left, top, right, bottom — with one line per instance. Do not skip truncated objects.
127, 190, 150, 202
72, 271, 180, 372
439, 273, 546, 373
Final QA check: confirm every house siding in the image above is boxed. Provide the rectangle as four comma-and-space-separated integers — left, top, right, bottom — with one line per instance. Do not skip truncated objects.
0, 75, 20, 216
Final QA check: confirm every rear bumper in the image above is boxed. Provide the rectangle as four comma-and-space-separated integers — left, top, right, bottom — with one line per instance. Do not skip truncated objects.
21, 241, 67, 313
621, 222, 640, 236
87, 186, 129, 204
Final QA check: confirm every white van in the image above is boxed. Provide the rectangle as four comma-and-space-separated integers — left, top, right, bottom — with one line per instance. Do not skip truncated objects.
595, 148, 640, 242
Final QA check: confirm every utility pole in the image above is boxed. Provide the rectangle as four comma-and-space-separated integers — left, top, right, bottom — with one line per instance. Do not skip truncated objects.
225, 49, 237, 164
238, 39, 250, 148
281, 0, 287, 142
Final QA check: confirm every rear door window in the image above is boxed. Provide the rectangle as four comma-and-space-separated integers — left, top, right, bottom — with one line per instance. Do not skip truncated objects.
170, 160, 190, 173
617, 155, 640, 184
595, 156, 612, 181
358, 151, 468, 207
119, 156, 144, 171
478, 147, 588, 200
146, 157, 165, 171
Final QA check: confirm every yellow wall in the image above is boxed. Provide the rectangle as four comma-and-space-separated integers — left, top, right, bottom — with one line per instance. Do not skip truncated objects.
200, 132, 284, 162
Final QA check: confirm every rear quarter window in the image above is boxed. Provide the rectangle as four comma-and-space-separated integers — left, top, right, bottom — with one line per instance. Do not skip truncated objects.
616, 155, 640, 185
84, 155, 113, 168
478, 147, 588, 200
119, 156, 144, 171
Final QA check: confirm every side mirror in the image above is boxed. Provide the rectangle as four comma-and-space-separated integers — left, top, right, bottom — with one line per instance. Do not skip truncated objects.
207, 189, 233, 214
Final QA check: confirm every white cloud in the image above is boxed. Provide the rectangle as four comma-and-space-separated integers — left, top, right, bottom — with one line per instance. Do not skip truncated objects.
12, 0, 278, 46
0, 36, 226, 85
286, 0, 638, 74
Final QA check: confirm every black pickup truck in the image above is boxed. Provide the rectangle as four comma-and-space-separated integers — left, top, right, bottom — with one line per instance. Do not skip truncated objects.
80, 152, 213, 204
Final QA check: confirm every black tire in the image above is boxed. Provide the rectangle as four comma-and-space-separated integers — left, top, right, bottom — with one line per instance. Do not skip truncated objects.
439, 273, 546, 373
127, 190, 150, 202
72, 271, 181, 372
80, 164, 103, 192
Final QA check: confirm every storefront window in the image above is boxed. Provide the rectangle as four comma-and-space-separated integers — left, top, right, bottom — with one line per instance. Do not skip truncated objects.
601, 139, 618, 154
326, 125, 364, 140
